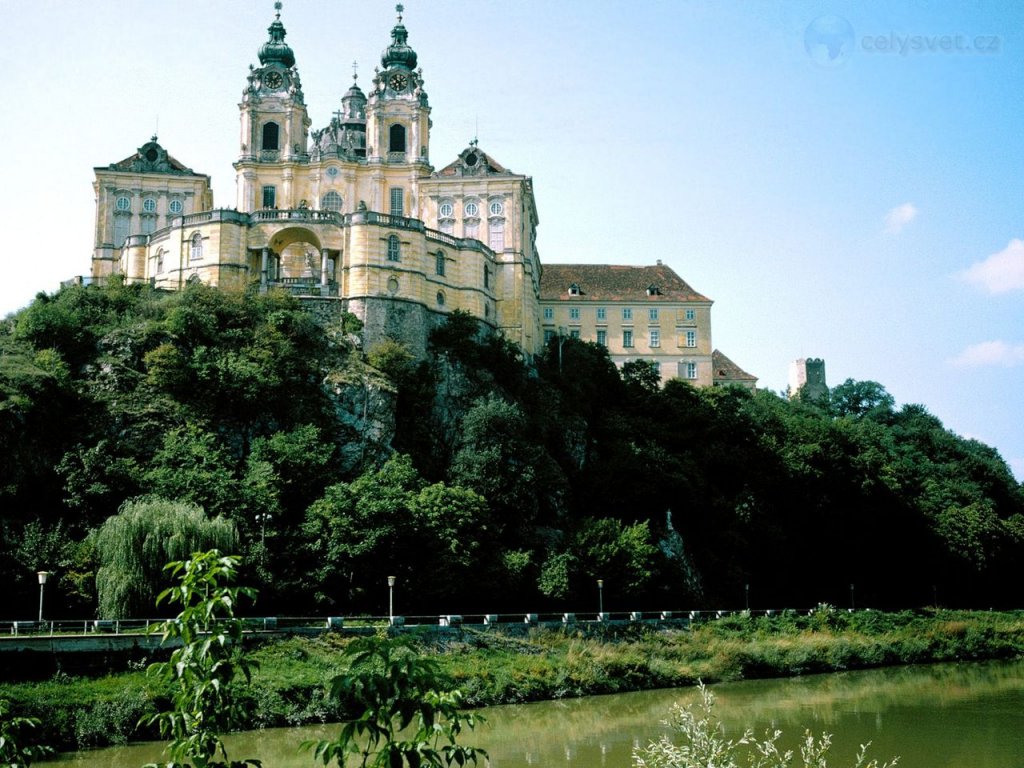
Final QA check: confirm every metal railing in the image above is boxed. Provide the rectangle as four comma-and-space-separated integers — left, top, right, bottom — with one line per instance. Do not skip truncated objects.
0, 607, 833, 642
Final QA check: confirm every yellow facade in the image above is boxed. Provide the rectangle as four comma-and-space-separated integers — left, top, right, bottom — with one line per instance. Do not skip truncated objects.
83, 6, 752, 387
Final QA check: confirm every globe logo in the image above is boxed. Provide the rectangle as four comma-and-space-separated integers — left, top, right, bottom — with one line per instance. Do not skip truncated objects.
804, 15, 855, 68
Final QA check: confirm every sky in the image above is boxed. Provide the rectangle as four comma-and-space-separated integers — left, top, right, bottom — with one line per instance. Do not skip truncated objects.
1, 0, 1022, 479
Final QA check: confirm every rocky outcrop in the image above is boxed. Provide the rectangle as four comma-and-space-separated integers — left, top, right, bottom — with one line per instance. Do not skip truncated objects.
323, 361, 397, 475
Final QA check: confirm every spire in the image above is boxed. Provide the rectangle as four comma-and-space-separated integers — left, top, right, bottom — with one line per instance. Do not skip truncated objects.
381, 3, 418, 71
259, 1, 296, 68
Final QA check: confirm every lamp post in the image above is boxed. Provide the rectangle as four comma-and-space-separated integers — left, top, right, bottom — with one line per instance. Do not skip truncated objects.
745, 583, 750, 611
37, 571, 50, 623
557, 326, 567, 373
255, 512, 272, 549
850, 583, 856, 611
597, 578, 604, 617
388, 575, 396, 625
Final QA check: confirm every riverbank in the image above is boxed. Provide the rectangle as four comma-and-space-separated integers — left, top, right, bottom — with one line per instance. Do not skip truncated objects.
5, 607, 1024, 753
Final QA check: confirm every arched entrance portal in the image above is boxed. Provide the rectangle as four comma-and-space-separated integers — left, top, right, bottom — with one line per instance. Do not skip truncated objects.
260, 225, 338, 296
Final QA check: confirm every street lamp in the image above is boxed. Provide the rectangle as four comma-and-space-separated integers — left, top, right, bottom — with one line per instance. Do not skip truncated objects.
255, 512, 272, 549
597, 578, 604, 617
388, 576, 396, 625
37, 571, 50, 623
745, 583, 750, 611
557, 326, 567, 373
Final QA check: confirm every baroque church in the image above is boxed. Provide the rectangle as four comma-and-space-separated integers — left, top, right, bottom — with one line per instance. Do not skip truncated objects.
86, 3, 755, 389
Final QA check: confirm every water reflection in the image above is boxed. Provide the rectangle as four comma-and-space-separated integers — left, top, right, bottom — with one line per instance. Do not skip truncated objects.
47, 659, 1024, 768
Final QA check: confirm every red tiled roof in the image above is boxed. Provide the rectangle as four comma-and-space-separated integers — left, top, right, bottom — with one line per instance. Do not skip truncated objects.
712, 349, 757, 382
539, 263, 711, 303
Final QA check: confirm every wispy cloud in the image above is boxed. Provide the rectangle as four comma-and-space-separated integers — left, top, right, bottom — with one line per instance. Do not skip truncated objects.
949, 340, 1024, 368
884, 202, 918, 234
960, 238, 1024, 294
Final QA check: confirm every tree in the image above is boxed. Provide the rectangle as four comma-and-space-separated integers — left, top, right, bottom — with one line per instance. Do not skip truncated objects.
304, 636, 485, 768
829, 379, 895, 421
143, 550, 259, 768
94, 498, 238, 618
144, 425, 239, 520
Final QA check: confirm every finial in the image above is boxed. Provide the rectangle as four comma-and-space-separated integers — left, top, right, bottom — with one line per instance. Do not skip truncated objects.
274, 0, 283, 19
396, 3, 404, 22
352, 60, 359, 82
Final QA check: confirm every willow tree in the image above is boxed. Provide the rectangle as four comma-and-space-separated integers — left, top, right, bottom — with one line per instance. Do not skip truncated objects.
94, 497, 238, 618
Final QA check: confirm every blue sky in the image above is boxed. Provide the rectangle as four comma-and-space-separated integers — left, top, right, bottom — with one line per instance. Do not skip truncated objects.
1, 1, 1021, 478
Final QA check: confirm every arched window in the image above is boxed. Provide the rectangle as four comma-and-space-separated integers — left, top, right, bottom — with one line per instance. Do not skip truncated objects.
322, 191, 342, 212
388, 124, 406, 153
190, 233, 203, 260
437, 291, 446, 306
435, 250, 445, 276
262, 122, 280, 151
387, 234, 400, 262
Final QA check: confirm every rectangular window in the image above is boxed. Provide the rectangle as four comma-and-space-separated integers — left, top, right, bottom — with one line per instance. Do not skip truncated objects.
649, 308, 659, 321
484, 265, 490, 289
488, 221, 505, 251
113, 216, 130, 247
685, 309, 695, 321
686, 330, 696, 348
569, 307, 580, 320
543, 329, 555, 344
464, 221, 479, 239
597, 307, 606, 321
596, 329, 607, 346
262, 185, 276, 209
623, 329, 633, 348
622, 308, 632, 321
440, 220, 454, 235
569, 329, 580, 340
390, 187, 404, 216
680, 361, 697, 379
543, 307, 553, 320
436, 252, 445, 276
650, 329, 660, 348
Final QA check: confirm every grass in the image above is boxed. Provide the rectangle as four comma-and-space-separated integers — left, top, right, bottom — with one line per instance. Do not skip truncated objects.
2, 607, 1023, 753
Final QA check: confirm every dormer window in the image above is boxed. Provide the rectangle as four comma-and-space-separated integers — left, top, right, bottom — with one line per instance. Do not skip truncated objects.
646, 284, 662, 296
568, 283, 582, 296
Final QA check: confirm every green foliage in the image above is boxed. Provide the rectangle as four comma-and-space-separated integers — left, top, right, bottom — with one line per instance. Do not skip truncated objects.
143, 550, 259, 768
622, 359, 662, 393
302, 455, 490, 610
304, 635, 486, 768
0, 698, 53, 767
95, 498, 238, 619
632, 681, 898, 768
367, 338, 416, 383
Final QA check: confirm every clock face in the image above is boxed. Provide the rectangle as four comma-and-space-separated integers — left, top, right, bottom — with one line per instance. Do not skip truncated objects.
388, 73, 409, 92
264, 71, 283, 89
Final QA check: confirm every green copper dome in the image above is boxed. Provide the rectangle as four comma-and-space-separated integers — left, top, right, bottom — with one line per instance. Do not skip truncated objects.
259, 3, 295, 68
381, 5, 417, 71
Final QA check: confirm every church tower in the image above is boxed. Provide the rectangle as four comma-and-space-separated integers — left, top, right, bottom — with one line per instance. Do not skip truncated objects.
235, 2, 311, 212
365, 4, 432, 216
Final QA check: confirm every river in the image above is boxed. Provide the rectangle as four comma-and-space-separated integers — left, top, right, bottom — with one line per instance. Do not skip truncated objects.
45, 659, 1024, 767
